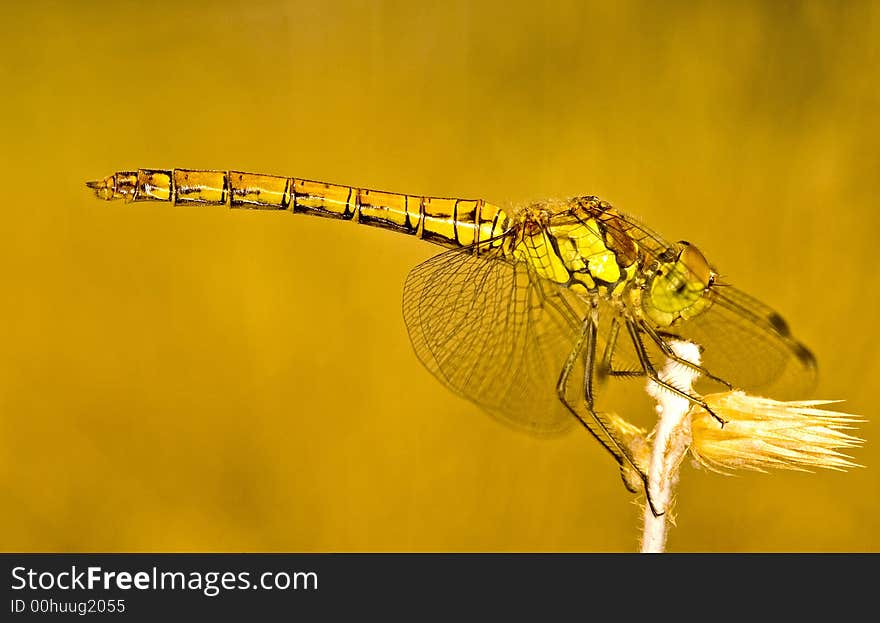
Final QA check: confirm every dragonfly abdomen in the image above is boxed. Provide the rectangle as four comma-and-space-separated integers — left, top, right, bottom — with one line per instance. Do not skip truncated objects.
87, 168, 510, 250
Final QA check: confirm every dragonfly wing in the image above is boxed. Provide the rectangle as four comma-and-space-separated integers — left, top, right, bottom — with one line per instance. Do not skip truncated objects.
403, 245, 590, 436
665, 285, 817, 398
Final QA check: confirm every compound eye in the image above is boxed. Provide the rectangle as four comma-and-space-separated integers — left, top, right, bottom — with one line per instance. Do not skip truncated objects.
676, 242, 713, 288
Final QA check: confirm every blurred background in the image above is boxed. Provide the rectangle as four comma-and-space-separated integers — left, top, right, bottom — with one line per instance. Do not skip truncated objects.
0, 0, 877, 552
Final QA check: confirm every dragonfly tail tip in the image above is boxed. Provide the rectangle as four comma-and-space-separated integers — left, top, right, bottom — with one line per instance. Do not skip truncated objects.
85, 175, 117, 200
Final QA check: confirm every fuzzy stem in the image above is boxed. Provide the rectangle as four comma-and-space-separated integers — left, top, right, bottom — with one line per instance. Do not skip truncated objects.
640, 341, 701, 553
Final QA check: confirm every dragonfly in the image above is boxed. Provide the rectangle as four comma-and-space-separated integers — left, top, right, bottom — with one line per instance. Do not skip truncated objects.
87, 168, 817, 512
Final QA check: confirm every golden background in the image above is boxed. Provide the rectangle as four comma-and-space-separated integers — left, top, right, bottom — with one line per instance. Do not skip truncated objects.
1, 0, 877, 552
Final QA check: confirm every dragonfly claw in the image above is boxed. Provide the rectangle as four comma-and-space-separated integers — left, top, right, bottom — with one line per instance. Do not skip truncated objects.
705, 404, 728, 428
646, 486, 665, 517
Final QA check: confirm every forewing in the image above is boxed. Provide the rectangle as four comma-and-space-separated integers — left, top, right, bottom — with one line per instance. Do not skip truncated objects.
402, 245, 590, 436
667, 286, 817, 398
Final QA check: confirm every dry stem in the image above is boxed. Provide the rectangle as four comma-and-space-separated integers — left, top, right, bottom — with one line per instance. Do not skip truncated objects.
640, 341, 701, 553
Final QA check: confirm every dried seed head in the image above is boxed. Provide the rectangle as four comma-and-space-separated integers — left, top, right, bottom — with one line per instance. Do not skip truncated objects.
689, 391, 863, 474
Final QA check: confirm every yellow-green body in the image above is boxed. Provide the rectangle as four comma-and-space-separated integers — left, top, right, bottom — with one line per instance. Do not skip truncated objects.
87, 168, 711, 329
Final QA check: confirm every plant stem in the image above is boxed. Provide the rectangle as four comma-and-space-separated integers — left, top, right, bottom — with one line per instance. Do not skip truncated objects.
640, 341, 701, 553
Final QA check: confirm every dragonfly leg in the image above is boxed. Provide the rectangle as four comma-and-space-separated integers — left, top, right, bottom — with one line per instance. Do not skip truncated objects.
556, 315, 665, 517
598, 318, 647, 380
625, 318, 728, 427
638, 322, 733, 391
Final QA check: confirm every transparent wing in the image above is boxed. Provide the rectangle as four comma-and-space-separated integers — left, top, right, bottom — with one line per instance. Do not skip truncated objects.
667, 285, 817, 398
402, 244, 592, 436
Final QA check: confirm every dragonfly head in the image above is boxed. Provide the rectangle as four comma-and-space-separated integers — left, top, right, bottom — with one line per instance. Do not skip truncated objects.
642, 241, 716, 327
85, 171, 138, 201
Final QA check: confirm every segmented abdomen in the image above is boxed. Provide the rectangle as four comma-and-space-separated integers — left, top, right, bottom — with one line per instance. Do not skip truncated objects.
104, 168, 510, 250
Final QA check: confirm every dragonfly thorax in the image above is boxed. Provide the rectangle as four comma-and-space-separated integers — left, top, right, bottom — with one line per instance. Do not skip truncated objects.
506, 198, 641, 299
505, 199, 717, 328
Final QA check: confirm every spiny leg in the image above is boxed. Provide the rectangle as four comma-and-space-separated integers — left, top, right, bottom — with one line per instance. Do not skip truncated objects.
638, 321, 733, 391
624, 318, 727, 427
599, 318, 648, 380
556, 315, 665, 517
